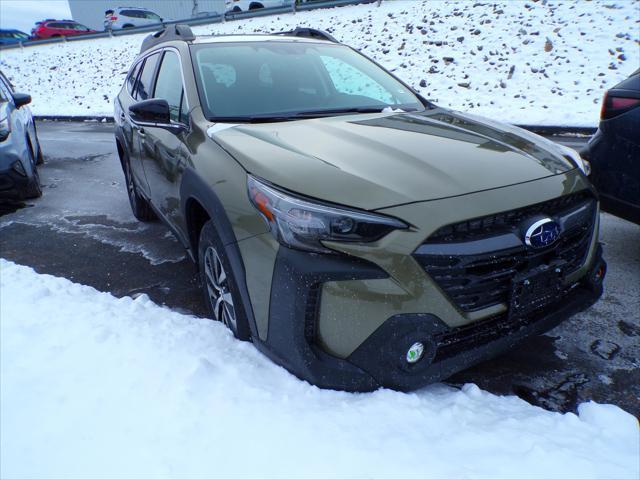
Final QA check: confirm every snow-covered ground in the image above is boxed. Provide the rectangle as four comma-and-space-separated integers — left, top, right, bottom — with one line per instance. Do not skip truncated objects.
0, 0, 638, 126
1, 259, 638, 479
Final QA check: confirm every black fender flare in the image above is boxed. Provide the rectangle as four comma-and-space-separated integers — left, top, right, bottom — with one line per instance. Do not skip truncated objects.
114, 126, 129, 167
180, 166, 260, 339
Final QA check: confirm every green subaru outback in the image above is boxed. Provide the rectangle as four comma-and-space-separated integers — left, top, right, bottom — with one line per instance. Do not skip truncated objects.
114, 25, 606, 391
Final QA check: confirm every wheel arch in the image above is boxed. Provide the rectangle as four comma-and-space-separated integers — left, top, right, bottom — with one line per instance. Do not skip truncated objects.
115, 136, 125, 165
180, 167, 240, 260
180, 167, 260, 339
24, 134, 36, 176
185, 196, 210, 261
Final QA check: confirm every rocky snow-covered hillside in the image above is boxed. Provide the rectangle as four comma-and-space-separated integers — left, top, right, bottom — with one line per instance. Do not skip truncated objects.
0, 0, 638, 126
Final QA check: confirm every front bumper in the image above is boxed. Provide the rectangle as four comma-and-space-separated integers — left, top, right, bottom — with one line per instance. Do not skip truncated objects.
0, 141, 33, 200
236, 170, 605, 391
254, 244, 605, 392
0, 163, 31, 200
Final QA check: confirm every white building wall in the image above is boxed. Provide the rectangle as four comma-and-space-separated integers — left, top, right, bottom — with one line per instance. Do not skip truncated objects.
67, 0, 225, 30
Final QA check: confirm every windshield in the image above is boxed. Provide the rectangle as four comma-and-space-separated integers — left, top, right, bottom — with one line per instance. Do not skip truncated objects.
190, 41, 424, 121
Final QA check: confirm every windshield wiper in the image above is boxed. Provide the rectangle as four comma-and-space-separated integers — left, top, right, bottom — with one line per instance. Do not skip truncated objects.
291, 107, 386, 117
208, 115, 300, 123
208, 106, 415, 124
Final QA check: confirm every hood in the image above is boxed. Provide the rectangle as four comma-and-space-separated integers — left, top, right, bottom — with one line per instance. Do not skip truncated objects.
209, 108, 576, 210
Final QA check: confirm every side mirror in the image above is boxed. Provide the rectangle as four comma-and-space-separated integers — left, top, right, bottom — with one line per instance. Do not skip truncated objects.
13, 93, 32, 109
129, 98, 171, 124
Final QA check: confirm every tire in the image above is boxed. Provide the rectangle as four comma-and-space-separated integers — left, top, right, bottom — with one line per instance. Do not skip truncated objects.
122, 153, 156, 222
198, 220, 251, 341
23, 141, 42, 199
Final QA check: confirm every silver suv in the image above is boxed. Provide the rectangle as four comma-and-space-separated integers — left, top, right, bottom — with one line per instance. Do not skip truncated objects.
104, 7, 163, 30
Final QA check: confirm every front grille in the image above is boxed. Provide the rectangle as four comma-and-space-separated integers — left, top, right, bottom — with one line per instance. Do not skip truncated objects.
427, 190, 592, 243
414, 191, 596, 313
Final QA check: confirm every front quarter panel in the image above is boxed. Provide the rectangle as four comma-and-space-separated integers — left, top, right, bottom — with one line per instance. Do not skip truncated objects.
181, 109, 269, 246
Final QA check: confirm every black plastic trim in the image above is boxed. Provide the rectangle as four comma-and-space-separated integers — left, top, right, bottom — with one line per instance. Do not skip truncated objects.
260, 246, 388, 391
258, 246, 604, 392
349, 248, 604, 391
179, 167, 260, 340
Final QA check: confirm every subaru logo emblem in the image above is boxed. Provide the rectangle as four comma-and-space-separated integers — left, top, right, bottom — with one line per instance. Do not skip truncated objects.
524, 218, 560, 249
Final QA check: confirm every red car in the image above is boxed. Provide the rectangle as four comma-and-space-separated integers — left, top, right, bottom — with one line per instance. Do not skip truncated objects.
31, 19, 96, 39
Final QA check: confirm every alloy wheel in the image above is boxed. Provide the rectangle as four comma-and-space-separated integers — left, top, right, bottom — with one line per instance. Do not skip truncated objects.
204, 246, 237, 332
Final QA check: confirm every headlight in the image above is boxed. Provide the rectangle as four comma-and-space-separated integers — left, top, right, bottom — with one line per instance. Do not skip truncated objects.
558, 144, 591, 176
247, 175, 409, 254
0, 116, 10, 142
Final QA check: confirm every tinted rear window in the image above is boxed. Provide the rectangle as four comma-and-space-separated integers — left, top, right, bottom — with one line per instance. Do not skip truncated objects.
135, 53, 160, 100
127, 61, 142, 95
121, 10, 160, 19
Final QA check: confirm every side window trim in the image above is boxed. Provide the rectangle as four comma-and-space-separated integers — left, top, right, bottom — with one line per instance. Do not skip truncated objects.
127, 60, 143, 98
152, 48, 190, 127
132, 50, 162, 101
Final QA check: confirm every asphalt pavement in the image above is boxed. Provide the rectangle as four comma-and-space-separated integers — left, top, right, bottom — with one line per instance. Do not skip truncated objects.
1, 121, 638, 416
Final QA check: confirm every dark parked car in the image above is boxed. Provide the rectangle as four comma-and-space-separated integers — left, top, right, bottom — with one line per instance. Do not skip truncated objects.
0, 71, 43, 200
31, 20, 96, 39
0, 29, 31, 46
587, 69, 640, 224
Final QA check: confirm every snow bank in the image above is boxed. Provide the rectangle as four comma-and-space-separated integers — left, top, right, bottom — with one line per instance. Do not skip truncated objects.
1, 259, 638, 479
0, 0, 638, 126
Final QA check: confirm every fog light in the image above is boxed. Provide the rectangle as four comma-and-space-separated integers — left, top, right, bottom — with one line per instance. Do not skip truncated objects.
406, 342, 425, 364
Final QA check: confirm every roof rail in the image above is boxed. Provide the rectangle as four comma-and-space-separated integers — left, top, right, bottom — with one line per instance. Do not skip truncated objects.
275, 28, 338, 43
140, 24, 195, 53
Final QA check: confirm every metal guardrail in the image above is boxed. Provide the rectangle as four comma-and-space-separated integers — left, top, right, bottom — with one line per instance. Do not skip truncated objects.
0, 0, 379, 51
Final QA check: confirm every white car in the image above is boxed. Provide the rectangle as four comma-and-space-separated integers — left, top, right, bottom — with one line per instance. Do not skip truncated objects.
104, 7, 163, 30
225, 0, 294, 13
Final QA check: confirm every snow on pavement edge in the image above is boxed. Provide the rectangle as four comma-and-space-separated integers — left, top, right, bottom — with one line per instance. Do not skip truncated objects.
1, 259, 638, 478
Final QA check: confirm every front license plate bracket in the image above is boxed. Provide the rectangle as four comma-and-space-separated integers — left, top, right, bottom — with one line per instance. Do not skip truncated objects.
510, 262, 565, 317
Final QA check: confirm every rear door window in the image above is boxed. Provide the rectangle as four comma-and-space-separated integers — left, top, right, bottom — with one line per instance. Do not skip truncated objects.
0, 82, 9, 103
120, 10, 141, 18
134, 53, 160, 100
0, 77, 14, 104
127, 61, 142, 96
